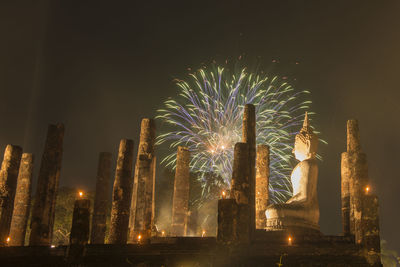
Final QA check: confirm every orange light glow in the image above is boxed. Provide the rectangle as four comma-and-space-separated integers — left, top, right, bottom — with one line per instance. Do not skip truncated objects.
202, 230, 206, 237
161, 230, 165, 237
138, 235, 142, 241
365, 186, 370, 194
79, 191, 84, 198
222, 191, 226, 199
6, 237, 10, 243
288, 236, 293, 245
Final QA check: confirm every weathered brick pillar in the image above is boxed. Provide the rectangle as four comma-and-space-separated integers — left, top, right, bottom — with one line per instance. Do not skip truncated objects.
90, 152, 112, 244
0, 145, 23, 246
9, 153, 34, 246
341, 120, 368, 241
361, 193, 381, 266
341, 154, 351, 236
256, 145, 269, 229
129, 119, 156, 242
187, 209, 198, 236
29, 123, 64, 246
171, 146, 190, 236
342, 120, 381, 265
108, 139, 134, 244
217, 198, 237, 243
231, 143, 250, 205
230, 142, 250, 243
66, 197, 90, 264
242, 104, 256, 237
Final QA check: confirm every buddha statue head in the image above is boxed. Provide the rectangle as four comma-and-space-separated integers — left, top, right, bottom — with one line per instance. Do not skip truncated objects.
293, 112, 318, 161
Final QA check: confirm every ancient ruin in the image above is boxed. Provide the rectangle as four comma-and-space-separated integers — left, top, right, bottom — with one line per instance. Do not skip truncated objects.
90, 152, 112, 244
108, 139, 134, 244
0, 145, 22, 246
29, 123, 64, 246
171, 146, 190, 236
128, 118, 156, 242
9, 153, 34, 246
0, 114, 383, 266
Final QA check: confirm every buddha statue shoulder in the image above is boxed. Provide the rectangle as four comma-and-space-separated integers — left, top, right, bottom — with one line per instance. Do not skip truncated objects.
265, 112, 320, 231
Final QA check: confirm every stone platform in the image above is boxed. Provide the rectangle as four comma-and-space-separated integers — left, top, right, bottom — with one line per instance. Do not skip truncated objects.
0, 232, 373, 266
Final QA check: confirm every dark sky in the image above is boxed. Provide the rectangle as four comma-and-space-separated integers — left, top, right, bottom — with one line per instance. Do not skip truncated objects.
1, 0, 399, 252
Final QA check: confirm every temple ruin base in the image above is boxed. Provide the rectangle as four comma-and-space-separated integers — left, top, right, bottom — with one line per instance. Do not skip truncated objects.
0, 233, 376, 266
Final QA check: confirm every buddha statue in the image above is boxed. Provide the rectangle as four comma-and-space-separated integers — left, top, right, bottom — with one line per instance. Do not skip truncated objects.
265, 112, 320, 231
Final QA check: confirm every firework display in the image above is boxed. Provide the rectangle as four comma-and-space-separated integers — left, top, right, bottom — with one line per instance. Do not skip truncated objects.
156, 64, 320, 204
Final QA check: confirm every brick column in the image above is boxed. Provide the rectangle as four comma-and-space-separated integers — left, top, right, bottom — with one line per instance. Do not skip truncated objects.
90, 152, 112, 244
108, 139, 134, 244
66, 197, 90, 264
29, 124, 64, 246
242, 104, 256, 237
0, 145, 22, 246
230, 142, 250, 243
171, 146, 190, 236
256, 145, 269, 229
129, 119, 156, 242
9, 153, 34, 246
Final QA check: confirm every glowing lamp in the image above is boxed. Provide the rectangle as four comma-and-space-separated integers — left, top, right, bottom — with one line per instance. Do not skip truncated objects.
6, 237, 10, 244
137, 235, 142, 242
78, 191, 84, 198
51, 245, 55, 248
161, 230, 165, 237
365, 186, 370, 194
201, 230, 206, 237
288, 236, 293, 245
221, 191, 226, 199
221, 145, 225, 150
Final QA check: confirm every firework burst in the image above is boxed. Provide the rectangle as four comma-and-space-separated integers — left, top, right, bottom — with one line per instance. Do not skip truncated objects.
156, 64, 321, 204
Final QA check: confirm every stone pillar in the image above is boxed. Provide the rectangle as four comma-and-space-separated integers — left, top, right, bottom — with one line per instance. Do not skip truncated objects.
171, 146, 190, 236
342, 119, 381, 265
129, 119, 156, 242
351, 152, 369, 243
231, 143, 250, 205
230, 142, 250, 243
90, 152, 112, 244
256, 145, 269, 229
340, 153, 351, 236
347, 120, 361, 152
108, 139, 134, 244
341, 120, 369, 241
66, 197, 90, 264
187, 209, 198, 236
217, 199, 237, 243
0, 145, 23, 246
29, 123, 64, 246
361, 193, 381, 266
9, 153, 34, 246
242, 104, 256, 236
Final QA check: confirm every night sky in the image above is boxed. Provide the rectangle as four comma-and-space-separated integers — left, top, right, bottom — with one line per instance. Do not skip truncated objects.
1, 0, 399, 253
